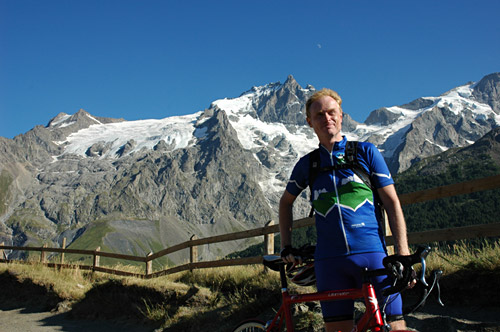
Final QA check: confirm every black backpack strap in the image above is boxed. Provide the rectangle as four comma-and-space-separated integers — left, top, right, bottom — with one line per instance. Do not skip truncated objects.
308, 148, 321, 218
346, 141, 374, 191
346, 142, 385, 225
344, 140, 357, 164
308, 148, 321, 193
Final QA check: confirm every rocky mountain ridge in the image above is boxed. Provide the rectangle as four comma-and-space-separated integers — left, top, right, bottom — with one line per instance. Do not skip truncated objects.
0, 73, 499, 262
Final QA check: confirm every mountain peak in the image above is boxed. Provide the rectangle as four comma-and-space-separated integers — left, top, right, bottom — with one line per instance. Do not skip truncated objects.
472, 72, 500, 113
47, 112, 71, 127
283, 74, 301, 90
284, 74, 296, 84
76, 108, 89, 114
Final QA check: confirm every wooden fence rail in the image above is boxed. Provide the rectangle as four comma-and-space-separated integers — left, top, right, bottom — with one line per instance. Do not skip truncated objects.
1, 174, 499, 278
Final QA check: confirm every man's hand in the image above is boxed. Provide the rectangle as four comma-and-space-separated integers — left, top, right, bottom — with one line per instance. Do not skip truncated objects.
280, 245, 302, 264
408, 268, 418, 289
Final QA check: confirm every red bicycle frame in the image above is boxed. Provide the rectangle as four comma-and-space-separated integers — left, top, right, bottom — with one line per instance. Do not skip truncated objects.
266, 281, 386, 332
263, 259, 390, 332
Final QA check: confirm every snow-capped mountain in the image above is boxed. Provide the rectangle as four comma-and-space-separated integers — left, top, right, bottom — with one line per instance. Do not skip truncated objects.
51, 74, 500, 174
0, 73, 499, 262
353, 76, 500, 171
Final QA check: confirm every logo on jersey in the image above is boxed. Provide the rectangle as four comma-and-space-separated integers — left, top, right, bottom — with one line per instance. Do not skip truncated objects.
334, 151, 346, 164
312, 181, 373, 217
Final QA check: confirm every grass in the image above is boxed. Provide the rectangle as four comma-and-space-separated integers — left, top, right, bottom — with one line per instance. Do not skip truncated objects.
1, 240, 499, 331
421, 239, 500, 307
425, 239, 500, 273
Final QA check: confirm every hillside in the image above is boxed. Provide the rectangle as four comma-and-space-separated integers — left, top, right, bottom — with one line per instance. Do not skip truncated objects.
395, 127, 500, 232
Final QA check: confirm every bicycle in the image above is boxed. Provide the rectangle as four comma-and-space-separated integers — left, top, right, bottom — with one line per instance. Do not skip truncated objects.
232, 246, 443, 332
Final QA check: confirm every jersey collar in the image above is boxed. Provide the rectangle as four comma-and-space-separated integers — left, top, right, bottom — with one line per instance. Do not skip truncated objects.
319, 136, 347, 154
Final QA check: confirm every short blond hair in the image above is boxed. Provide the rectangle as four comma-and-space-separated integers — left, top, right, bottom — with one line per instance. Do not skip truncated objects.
305, 88, 343, 118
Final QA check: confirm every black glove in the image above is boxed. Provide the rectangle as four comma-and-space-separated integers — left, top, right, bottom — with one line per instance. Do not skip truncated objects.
280, 245, 297, 258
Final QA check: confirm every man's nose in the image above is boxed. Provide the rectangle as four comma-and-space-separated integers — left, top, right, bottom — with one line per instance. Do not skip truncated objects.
325, 113, 334, 121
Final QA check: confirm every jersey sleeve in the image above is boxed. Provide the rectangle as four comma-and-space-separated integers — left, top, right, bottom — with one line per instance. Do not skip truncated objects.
361, 143, 394, 189
285, 155, 309, 197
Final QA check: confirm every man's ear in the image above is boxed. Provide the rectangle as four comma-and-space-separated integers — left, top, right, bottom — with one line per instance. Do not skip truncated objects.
306, 117, 312, 127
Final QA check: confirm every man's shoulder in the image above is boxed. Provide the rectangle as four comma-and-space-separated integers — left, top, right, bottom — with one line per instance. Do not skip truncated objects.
348, 140, 379, 158
348, 140, 376, 149
292, 150, 315, 172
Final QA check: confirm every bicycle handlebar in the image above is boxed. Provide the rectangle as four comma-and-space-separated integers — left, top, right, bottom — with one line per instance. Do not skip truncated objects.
263, 245, 444, 314
382, 245, 430, 296
382, 246, 444, 314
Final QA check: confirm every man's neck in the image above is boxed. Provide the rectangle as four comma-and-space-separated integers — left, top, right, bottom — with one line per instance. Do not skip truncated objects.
319, 135, 344, 152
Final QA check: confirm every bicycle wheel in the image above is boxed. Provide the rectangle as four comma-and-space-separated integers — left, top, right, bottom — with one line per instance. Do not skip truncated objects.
232, 319, 266, 332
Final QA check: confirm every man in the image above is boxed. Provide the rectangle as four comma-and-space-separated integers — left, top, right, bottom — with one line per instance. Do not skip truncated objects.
279, 88, 411, 331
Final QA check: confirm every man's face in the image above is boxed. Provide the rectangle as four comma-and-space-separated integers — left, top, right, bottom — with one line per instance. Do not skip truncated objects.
307, 96, 343, 145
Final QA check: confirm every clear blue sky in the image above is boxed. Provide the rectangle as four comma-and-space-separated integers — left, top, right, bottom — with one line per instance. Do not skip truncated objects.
1, 0, 499, 139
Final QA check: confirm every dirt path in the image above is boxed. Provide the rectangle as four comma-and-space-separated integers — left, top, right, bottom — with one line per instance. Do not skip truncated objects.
0, 308, 156, 332
405, 302, 500, 332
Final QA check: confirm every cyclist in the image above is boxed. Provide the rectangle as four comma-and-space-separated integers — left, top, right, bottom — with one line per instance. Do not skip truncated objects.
279, 88, 413, 332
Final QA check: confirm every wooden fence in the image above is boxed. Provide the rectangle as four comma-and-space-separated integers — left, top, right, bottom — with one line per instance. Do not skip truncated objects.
1, 174, 500, 279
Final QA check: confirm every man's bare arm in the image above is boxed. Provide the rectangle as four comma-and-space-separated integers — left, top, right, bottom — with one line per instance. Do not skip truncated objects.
279, 190, 297, 248
279, 190, 299, 263
377, 184, 410, 256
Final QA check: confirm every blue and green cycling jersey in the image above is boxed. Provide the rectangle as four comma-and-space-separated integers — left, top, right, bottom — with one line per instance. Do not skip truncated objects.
285, 137, 394, 259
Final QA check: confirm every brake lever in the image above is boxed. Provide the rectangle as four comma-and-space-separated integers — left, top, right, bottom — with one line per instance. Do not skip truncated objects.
403, 269, 445, 315
433, 270, 445, 307
419, 250, 429, 287
390, 261, 404, 279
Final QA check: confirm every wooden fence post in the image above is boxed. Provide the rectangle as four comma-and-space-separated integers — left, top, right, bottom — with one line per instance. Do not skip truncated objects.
384, 210, 395, 255
146, 252, 153, 276
60, 238, 66, 264
190, 235, 198, 272
264, 220, 275, 255
0, 242, 4, 260
93, 246, 101, 270
40, 244, 48, 263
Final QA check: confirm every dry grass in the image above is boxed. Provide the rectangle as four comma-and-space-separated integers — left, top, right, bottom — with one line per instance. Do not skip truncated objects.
424, 239, 500, 274
0, 261, 92, 300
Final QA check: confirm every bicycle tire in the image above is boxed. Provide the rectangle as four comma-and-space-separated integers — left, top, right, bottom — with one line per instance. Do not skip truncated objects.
232, 319, 266, 332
